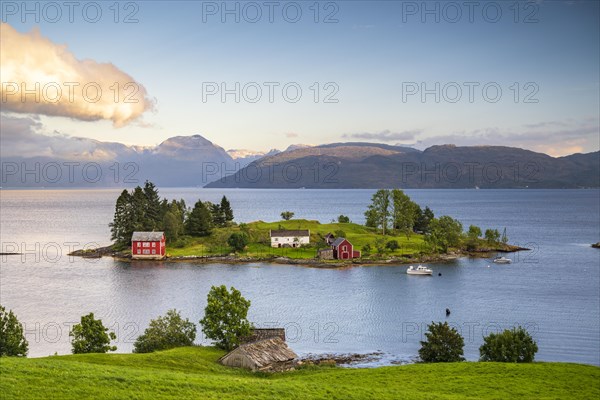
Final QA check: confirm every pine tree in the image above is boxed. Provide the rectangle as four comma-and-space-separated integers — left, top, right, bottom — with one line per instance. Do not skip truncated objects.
220, 196, 234, 225
185, 200, 213, 237
143, 181, 162, 230
109, 189, 134, 246
210, 202, 225, 227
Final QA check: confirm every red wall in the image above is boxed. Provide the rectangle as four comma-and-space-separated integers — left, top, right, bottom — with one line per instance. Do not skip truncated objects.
132, 238, 166, 256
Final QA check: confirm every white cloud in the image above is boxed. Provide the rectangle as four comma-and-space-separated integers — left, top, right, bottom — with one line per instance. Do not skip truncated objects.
0, 23, 155, 127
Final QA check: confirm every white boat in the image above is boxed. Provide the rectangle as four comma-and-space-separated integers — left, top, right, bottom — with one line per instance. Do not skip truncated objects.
407, 265, 433, 275
493, 256, 512, 264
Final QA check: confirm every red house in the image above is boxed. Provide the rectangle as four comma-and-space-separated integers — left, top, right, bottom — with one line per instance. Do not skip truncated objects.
131, 231, 166, 260
331, 237, 361, 260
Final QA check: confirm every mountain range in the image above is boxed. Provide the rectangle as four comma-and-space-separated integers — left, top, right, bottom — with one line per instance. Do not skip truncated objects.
1, 134, 598, 188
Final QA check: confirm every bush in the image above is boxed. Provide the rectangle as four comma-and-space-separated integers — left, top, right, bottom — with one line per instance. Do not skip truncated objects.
0, 305, 28, 357
386, 240, 399, 251
479, 326, 538, 363
70, 313, 116, 354
281, 211, 294, 221
337, 215, 350, 223
334, 230, 346, 239
362, 244, 371, 256
133, 310, 196, 353
419, 322, 465, 363
200, 285, 252, 351
227, 233, 249, 252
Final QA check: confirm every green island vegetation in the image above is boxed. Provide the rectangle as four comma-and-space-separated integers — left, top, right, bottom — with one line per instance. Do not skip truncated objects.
104, 183, 520, 263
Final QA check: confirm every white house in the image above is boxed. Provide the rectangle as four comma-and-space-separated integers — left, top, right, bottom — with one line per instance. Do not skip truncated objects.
270, 230, 310, 248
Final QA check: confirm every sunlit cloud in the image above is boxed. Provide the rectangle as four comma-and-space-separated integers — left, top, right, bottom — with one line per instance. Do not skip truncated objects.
0, 23, 155, 127
342, 129, 421, 142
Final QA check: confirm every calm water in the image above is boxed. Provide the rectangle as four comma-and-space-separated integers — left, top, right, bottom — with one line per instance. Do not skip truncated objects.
1, 189, 599, 365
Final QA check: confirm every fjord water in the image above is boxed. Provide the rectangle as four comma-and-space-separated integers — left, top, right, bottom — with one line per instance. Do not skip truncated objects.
1, 189, 599, 365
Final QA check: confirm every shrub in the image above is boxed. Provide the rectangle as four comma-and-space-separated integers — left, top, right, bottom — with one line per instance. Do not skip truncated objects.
281, 211, 294, 221
0, 305, 28, 357
419, 322, 465, 363
227, 232, 249, 252
479, 326, 538, 362
337, 215, 350, 223
70, 313, 116, 354
133, 310, 196, 353
386, 240, 399, 251
334, 230, 346, 239
362, 244, 371, 256
200, 285, 252, 351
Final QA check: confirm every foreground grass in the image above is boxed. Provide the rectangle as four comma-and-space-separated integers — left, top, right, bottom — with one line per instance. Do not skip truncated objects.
1, 347, 598, 399
167, 219, 427, 259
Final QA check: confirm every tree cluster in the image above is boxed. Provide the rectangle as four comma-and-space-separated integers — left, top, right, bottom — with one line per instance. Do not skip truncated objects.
110, 181, 234, 245
365, 189, 434, 237
418, 322, 538, 363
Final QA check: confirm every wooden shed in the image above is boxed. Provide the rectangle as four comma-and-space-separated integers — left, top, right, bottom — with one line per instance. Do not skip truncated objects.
218, 337, 297, 372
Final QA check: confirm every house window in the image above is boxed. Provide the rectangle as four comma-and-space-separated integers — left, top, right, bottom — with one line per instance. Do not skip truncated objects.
152, 242, 156, 247
274, 238, 278, 242
143, 242, 150, 247
152, 249, 156, 255
143, 249, 150, 255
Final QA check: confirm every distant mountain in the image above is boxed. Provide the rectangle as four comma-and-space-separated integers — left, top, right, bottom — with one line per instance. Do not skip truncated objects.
205, 143, 600, 189
3, 132, 597, 188
227, 148, 280, 164
2, 134, 240, 187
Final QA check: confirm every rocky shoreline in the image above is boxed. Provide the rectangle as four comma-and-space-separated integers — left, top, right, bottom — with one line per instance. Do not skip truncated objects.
68, 244, 529, 267
592, 242, 600, 249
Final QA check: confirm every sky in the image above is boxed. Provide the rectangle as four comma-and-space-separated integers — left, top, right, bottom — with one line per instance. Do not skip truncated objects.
1, 0, 599, 156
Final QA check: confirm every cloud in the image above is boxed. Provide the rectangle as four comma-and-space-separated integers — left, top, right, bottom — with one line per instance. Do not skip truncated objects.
0, 23, 155, 127
343, 129, 421, 142
0, 114, 129, 160
415, 119, 599, 157
285, 132, 299, 138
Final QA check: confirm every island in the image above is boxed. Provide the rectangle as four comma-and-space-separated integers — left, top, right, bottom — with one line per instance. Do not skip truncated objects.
69, 182, 527, 266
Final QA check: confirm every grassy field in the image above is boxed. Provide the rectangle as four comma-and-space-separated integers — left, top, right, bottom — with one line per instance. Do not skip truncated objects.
167, 219, 427, 259
1, 347, 598, 399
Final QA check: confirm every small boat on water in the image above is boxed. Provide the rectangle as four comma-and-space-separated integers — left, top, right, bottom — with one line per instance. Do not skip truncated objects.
493, 256, 512, 264
407, 265, 433, 275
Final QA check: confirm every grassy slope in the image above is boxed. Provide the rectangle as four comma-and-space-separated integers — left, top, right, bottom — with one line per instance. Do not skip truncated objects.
1, 347, 599, 399
167, 219, 426, 259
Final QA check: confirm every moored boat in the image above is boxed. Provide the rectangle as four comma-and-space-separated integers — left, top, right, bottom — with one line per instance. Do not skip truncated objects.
493, 256, 512, 264
407, 265, 433, 275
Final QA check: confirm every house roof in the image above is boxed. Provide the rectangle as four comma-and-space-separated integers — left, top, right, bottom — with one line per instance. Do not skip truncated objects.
219, 337, 297, 368
331, 237, 349, 247
131, 232, 164, 241
270, 230, 310, 238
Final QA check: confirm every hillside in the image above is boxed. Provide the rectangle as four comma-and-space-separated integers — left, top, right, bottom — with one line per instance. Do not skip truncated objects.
1, 347, 598, 399
205, 143, 600, 189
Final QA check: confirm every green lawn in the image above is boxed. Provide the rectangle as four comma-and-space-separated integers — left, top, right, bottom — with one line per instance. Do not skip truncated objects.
1, 347, 598, 399
167, 219, 427, 259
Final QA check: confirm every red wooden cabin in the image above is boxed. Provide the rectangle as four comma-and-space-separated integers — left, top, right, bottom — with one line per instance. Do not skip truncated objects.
131, 231, 166, 260
331, 237, 361, 260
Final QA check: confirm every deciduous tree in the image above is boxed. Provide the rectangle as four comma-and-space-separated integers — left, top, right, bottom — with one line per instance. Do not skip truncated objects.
419, 322, 465, 363
70, 313, 116, 354
0, 305, 28, 357
133, 310, 196, 353
200, 286, 252, 351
